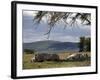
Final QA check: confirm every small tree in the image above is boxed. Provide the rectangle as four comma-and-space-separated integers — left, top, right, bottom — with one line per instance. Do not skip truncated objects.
85, 37, 91, 51
79, 37, 91, 52
79, 37, 85, 52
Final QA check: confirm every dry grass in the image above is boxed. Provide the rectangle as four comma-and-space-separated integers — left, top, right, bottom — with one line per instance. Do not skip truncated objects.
23, 52, 91, 69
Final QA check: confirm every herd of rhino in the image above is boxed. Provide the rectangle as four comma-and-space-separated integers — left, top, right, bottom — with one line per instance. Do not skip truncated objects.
31, 53, 90, 62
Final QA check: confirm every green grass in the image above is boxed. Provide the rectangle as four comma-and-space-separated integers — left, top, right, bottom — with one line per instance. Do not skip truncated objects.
23, 53, 91, 69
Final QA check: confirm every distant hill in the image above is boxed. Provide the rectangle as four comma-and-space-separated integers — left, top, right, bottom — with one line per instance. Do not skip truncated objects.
23, 40, 79, 53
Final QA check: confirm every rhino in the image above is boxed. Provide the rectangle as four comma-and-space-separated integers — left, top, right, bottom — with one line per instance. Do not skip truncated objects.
66, 53, 89, 61
31, 53, 59, 62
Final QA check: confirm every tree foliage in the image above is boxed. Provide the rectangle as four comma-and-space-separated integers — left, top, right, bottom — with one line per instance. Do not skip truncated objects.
79, 37, 91, 52
79, 37, 85, 52
33, 11, 91, 38
85, 37, 91, 51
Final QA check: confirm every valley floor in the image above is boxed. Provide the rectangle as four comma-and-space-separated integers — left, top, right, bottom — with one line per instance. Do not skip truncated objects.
23, 52, 91, 69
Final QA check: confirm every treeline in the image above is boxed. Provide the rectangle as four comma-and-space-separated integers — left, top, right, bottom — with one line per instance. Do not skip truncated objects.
79, 37, 91, 52
24, 49, 35, 54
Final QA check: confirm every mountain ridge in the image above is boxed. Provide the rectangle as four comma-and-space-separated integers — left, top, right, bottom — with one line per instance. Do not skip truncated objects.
23, 40, 79, 52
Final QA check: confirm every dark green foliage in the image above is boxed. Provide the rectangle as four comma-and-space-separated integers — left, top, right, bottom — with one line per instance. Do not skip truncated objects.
79, 37, 91, 52
79, 37, 85, 52
24, 49, 35, 54
85, 38, 91, 51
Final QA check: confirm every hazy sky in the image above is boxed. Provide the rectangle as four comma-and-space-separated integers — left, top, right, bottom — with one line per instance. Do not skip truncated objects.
23, 11, 91, 43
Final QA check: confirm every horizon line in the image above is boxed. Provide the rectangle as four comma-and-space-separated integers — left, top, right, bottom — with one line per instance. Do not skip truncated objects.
23, 40, 79, 43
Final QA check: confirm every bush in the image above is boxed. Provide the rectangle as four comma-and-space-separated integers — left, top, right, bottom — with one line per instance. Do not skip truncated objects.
24, 49, 35, 54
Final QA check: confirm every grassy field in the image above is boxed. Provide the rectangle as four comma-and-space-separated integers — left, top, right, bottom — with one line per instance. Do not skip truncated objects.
23, 52, 91, 69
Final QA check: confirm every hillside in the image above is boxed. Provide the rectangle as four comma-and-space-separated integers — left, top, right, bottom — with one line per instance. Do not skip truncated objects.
23, 40, 79, 52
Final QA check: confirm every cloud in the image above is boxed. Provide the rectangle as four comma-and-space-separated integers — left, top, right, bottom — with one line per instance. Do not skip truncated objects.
50, 35, 79, 42
23, 10, 91, 43
23, 10, 38, 17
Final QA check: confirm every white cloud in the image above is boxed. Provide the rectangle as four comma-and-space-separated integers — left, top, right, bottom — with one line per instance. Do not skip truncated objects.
23, 10, 38, 17
49, 35, 79, 42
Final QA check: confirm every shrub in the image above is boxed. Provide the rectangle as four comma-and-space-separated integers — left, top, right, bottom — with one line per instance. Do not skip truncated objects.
24, 49, 35, 54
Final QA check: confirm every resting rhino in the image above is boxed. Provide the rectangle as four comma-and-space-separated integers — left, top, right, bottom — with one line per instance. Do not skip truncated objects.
66, 53, 89, 61
31, 53, 59, 62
